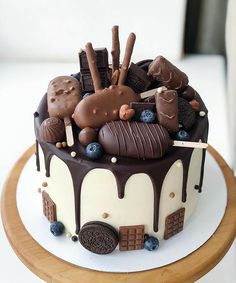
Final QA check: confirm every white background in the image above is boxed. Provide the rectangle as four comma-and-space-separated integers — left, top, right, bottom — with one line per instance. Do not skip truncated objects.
0, 0, 235, 282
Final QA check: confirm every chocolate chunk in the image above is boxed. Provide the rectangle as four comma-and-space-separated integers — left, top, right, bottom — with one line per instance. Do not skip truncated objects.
178, 97, 196, 129
125, 63, 152, 93
78, 221, 118, 254
130, 101, 156, 121
119, 225, 144, 251
80, 69, 110, 93
99, 121, 171, 159
164, 208, 185, 240
155, 90, 179, 132
78, 127, 98, 146
136, 59, 153, 72
42, 191, 57, 223
148, 56, 189, 91
79, 48, 109, 71
179, 85, 195, 101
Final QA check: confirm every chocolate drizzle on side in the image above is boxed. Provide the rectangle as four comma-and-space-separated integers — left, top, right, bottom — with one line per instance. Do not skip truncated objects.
35, 94, 208, 234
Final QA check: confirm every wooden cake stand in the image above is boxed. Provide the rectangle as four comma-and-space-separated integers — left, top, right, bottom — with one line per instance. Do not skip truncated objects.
1, 145, 236, 283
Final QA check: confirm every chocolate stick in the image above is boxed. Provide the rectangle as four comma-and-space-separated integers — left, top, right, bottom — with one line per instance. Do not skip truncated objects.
85, 42, 102, 91
118, 32, 136, 86
111, 25, 120, 75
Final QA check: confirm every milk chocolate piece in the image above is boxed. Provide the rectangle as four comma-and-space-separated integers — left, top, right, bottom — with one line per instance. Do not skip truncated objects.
179, 85, 195, 101
42, 191, 57, 223
99, 121, 170, 159
78, 127, 98, 146
130, 101, 156, 121
47, 76, 82, 119
164, 208, 185, 240
148, 56, 189, 91
178, 97, 196, 129
136, 59, 153, 72
119, 225, 144, 251
39, 117, 65, 143
125, 63, 152, 93
73, 85, 139, 129
155, 90, 179, 132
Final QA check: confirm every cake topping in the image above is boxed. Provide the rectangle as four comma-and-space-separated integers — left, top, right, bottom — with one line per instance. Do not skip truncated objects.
111, 25, 120, 74
119, 104, 135, 121
78, 127, 98, 146
178, 97, 196, 129
148, 56, 189, 91
47, 75, 82, 146
39, 117, 65, 143
155, 89, 179, 132
179, 85, 195, 101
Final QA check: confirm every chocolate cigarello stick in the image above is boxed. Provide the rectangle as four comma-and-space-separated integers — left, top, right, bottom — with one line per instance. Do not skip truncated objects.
118, 32, 136, 86
172, 140, 208, 149
64, 117, 74, 147
111, 25, 120, 75
85, 42, 102, 91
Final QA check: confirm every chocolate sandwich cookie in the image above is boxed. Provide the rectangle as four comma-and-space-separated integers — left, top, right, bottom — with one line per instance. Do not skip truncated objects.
79, 221, 119, 254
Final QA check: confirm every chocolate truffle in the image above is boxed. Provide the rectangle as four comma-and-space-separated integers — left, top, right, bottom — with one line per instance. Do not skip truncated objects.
39, 117, 65, 143
78, 127, 98, 146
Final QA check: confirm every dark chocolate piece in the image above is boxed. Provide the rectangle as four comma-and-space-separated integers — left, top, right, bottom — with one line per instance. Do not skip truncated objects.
143, 95, 156, 103
42, 191, 57, 223
178, 97, 196, 129
78, 221, 118, 254
164, 208, 185, 240
136, 59, 153, 72
130, 101, 156, 121
99, 121, 171, 159
80, 70, 110, 93
148, 56, 189, 91
79, 48, 109, 71
119, 225, 144, 251
125, 63, 152, 93
179, 85, 195, 101
155, 90, 179, 132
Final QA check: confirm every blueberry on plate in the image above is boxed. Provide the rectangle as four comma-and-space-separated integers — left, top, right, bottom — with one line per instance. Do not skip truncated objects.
144, 235, 159, 251
140, 109, 156, 123
86, 142, 104, 160
83, 93, 92, 99
50, 221, 65, 236
176, 130, 190, 141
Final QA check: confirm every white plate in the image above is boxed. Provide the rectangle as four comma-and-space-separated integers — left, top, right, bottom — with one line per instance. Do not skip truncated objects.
16, 152, 227, 272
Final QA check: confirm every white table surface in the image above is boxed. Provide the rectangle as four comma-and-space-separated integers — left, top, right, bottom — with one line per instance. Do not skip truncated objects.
0, 56, 235, 282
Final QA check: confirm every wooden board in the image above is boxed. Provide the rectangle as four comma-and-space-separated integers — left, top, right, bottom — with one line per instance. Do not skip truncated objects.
1, 144, 236, 283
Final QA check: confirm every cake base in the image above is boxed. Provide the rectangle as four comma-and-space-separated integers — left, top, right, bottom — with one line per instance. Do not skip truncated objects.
16, 150, 227, 273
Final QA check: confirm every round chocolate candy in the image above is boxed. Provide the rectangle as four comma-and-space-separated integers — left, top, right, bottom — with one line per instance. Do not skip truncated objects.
39, 117, 65, 143
78, 127, 98, 146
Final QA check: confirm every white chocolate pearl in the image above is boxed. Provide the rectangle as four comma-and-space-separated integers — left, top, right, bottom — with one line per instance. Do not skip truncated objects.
157, 86, 167, 94
199, 111, 206, 117
111, 157, 117, 163
176, 161, 182, 168
71, 151, 76, 157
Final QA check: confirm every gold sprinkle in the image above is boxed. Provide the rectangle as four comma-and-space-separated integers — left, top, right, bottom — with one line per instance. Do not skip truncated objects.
42, 182, 48, 187
62, 141, 67, 148
102, 212, 109, 219
169, 192, 175, 198
56, 142, 62, 149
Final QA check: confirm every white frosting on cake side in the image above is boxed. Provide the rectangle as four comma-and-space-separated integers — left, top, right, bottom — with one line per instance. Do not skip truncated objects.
38, 145, 203, 240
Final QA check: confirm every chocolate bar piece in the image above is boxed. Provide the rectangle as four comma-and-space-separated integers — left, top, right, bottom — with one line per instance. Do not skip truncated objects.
119, 225, 144, 251
179, 85, 195, 101
80, 69, 110, 93
136, 59, 153, 72
164, 208, 185, 240
79, 48, 109, 71
130, 101, 156, 121
155, 90, 179, 132
125, 63, 152, 93
178, 97, 196, 129
148, 56, 188, 91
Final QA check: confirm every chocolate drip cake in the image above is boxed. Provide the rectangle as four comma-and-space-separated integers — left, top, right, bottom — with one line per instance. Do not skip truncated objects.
34, 26, 208, 254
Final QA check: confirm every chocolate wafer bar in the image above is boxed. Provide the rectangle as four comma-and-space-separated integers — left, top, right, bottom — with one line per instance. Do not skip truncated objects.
155, 90, 179, 132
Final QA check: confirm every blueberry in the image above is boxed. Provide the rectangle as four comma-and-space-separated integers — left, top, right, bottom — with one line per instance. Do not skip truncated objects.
86, 142, 103, 160
144, 235, 159, 251
176, 130, 190, 141
140, 109, 156, 123
83, 93, 92, 99
50, 221, 65, 236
